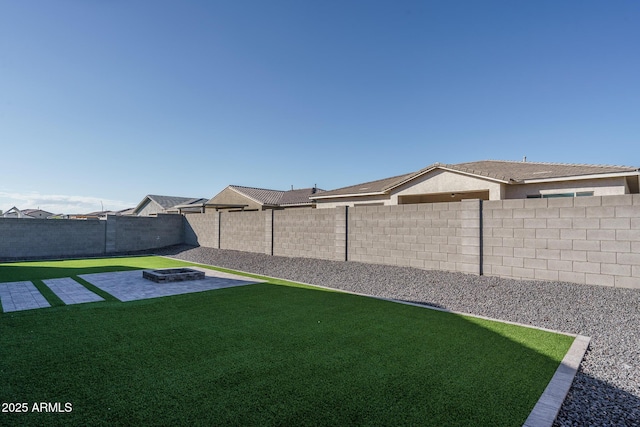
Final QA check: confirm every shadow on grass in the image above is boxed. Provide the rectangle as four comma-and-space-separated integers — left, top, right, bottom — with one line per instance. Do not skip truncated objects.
0, 283, 581, 427
0, 256, 193, 283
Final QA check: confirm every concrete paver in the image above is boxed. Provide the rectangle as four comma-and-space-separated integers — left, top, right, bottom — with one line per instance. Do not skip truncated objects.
43, 277, 105, 305
80, 267, 264, 302
0, 281, 51, 312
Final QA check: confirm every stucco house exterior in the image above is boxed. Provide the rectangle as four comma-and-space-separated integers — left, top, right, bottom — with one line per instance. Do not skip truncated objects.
206, 185, 323, 211
313, 160, 640, 208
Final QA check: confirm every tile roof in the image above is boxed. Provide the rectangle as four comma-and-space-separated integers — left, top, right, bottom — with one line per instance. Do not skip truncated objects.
312, 172, 416, 198
147, 195, 201, 209
316, 160, 639, 198
279, 188, 324, 206
444, 160, 638, 182
230, 186, 284, 206
228, 185, 324, 207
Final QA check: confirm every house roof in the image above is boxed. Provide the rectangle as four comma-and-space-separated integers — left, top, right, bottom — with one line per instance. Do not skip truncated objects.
229, 186, 284, 206
444, 160, 639, 182
147, 195, 199, 209
280, 187, 324, 206
21, 209, 54, 217
314, 160, 640, 199
208, 185, 324, 208
133, 195, 205, 214
310, 173, 416, 198
2, 206, 28, 218
2, 207, 54, 218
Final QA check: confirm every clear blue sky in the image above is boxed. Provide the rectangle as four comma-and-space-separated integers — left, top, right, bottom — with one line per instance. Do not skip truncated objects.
1, 1, 639, 214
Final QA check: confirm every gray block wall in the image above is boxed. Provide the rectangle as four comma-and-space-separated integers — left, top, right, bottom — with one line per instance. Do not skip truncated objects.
0, 215, 184, 260
3, 195, 639, 289
273, 208, 338, 260
0, 217, 106, 259
108, 214, 184, 253
348, 201, 480, 273
483, 195, 640, 288
183, 213, 219, 248
183, 195, 640, 289
219, 210, 268, 254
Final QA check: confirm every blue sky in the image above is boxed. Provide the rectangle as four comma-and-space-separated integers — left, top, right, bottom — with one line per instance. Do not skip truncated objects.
1, 1, 639, 214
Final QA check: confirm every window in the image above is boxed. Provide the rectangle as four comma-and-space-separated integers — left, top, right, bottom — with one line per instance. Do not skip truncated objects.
527, 191, 594, 199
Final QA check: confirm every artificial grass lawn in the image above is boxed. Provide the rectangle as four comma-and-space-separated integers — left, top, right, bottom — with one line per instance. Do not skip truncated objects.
0, 256, 575, 426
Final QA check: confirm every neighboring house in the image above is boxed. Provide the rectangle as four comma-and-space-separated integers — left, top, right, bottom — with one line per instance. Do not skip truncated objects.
68, 209, 124, 220
1, 207, 55, 219
313, 160, 640, 208
132, 195, 206, 216
206, 185, 323, 211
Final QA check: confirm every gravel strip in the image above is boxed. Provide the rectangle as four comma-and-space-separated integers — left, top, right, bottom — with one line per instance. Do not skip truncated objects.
157, 245, 640, 426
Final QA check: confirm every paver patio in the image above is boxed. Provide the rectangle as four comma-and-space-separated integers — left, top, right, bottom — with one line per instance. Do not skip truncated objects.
43, 277, 105, 304
0, 281, 51, 312
79, 267, 265, 302
0, 267, 265, 312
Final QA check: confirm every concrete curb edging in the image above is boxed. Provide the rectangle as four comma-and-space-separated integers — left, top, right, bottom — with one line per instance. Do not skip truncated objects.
523, 335, 591, 427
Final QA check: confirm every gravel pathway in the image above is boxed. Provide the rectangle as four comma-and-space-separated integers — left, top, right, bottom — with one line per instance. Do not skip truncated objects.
157, 245, 640, 426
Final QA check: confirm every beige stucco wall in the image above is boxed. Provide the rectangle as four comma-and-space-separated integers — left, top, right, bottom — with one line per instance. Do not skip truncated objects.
390, 169, 504, 202
137, 200, 164, 216
504, 177, 629, 199
315, 171, 633, 208
206, 187, 263, 211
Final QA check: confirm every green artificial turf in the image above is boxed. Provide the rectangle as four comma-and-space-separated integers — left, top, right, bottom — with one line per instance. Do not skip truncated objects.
0, 256, 191, 283
0, 256, 575, 426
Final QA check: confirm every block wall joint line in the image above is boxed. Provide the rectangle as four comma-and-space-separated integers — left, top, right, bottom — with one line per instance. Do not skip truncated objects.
218, 211, 222, 249
270, 209, 274, 256
479, 200, 483, 276
345, 206, 349, 262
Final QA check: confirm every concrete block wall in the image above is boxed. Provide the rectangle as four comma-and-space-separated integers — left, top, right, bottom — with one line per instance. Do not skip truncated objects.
348, 200, 480, 273
183, 213, 219, 248
109, 214, 184, 253
0, 218, 106, 259
273, 208, 338, 260
219, 210, 268, 254
483, 195, 640, 288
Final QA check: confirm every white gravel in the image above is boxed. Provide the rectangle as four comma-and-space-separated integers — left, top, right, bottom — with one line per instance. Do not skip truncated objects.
158, 245, 640, 427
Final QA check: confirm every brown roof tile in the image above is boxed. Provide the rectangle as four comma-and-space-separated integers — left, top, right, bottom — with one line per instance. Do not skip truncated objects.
446, 160, 638, 182
230, 185, 324, 207
316, 160, 638, 198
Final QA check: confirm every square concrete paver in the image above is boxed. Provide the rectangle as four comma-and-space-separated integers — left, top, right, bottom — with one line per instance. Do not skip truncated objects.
43, 277, 105, 305
80, 267, 265, 302
0, 281, 51, 312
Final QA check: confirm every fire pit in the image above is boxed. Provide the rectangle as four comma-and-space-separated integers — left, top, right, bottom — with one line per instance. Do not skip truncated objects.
143, 268, 205, 283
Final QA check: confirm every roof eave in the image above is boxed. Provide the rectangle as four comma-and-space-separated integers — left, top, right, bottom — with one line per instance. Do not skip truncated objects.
132, 196, 155, 214
312, 191, 388, 200
229, 185, 283, 206
516, 171, 640, 184
381, 164, 509, 194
